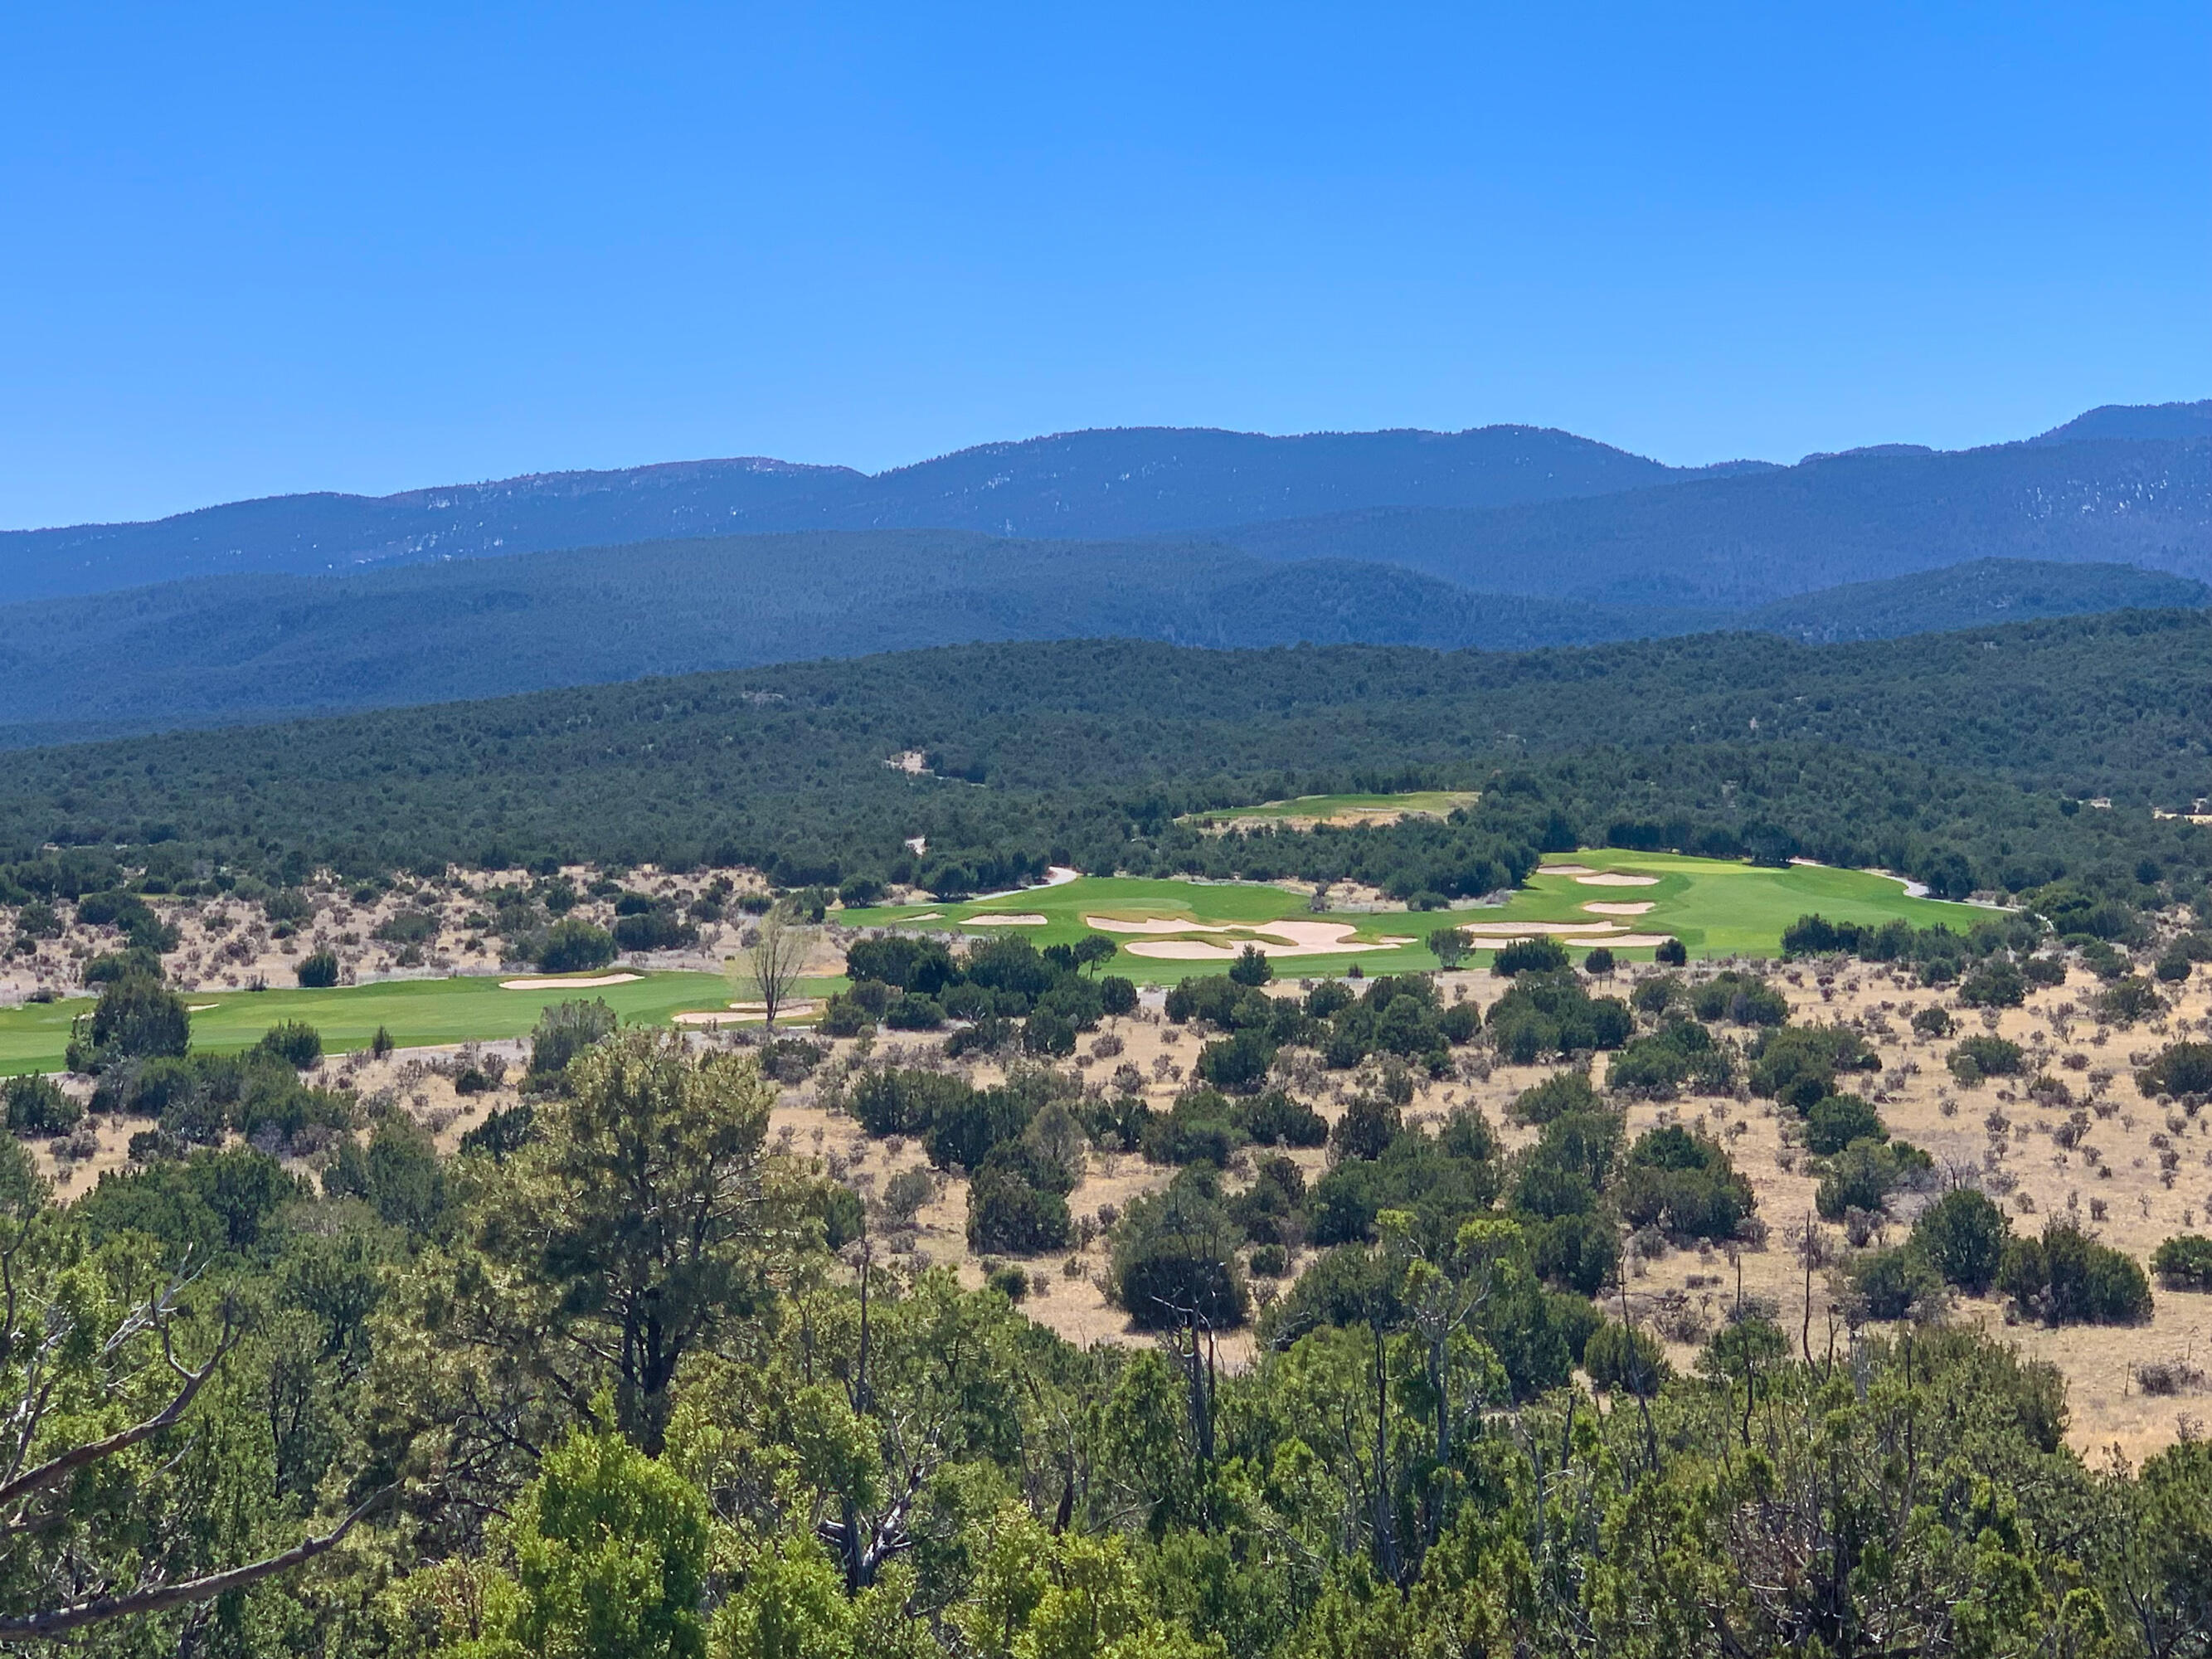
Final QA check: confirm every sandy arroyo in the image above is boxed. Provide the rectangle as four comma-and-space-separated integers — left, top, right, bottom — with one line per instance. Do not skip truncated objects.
1583, 902, 1656, 916
498, 972, 645, 990
1578, 873, 1661, 887
965, 914, 1048, 927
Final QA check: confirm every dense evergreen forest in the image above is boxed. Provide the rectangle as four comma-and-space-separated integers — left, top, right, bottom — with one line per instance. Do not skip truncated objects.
1, 615, 2210, 918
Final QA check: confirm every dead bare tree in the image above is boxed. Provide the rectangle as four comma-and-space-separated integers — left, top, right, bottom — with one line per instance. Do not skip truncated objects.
738, 907, 809, 1029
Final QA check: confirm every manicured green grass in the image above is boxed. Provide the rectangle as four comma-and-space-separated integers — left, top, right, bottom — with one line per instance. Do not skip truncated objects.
0, 854, 1976, 1073
1182, 790, 1480, 825
0, 971, 847, 1077
848, 854, 1981, 983
1480, 849, 1976, 960
843, 875, 1429, 985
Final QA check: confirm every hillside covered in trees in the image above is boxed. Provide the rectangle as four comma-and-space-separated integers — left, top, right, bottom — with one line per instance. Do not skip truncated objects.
2, 615, 2210, 922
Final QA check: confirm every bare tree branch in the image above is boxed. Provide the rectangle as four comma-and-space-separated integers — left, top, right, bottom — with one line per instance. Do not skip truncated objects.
0, 1486, 394, 1639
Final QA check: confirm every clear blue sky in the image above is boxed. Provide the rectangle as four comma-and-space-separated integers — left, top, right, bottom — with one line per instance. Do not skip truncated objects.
2, 2, 2206, 528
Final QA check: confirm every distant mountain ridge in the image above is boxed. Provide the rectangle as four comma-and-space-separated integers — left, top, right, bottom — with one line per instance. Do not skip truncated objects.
5, 401, 2205, 609
1218, 436, 2212, 606
0, 425, 1701, 601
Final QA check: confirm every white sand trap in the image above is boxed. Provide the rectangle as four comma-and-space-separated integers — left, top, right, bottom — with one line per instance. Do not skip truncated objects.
188, 1004, 219, 1012
1582, 901, 1655, 916
1456, 921, 1623, 937
1592, 934, 1675, 948
905, 912, 944, 922
1539, 864, 1597, 875
499, 972, 644, 990
1125, 920, 1407, 961
1087, 916, 1231, 935
1576, 873, 1660, 887
965, 913, 1048, 927
673, 1000, 817, 1026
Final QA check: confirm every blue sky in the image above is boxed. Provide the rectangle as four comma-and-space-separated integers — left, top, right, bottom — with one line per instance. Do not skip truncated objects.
2, 2, 2206, 528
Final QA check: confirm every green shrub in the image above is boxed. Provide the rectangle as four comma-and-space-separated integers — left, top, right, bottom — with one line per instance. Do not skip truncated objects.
1196, 1027, 1277, 1093
1248, 1243, 1291, 1277
1616, 1125, 1755, 1242
255, 1020, 323, 1069
2098, 974, 2161, 1025
882, 992, 945, 1030
966, 1142, 1073, 1255
1582, 947, 1615, 975
295, 949, 340, 989
75, 973, 191, 1072
4, 1073, 81, 1137
1999, 1220, 2153, 1326
1816, 1138, 1932, 1221
1494, 935, 1571, 977
1237, 1088, 1327, 1148
2151, 1233, 2212, 1291
1748, 1024, 1879, 1111
1582, 1321, 1668, 1396
1948, 1034, 2025, 1085
2155, 950, 2193, 984
1111, 1169, 1250, 1331
2137, 1042, 2212, 1099
1329, 1095, 1403, 1163
1911, 1186, 2010, 1295
985, 1263, 1030, 1302
1845, 1245, 1947, 1322
528, 998, 617, 1077
1803, 1092, 1885, 1156
1511, 1069, 1602, 1125
1228, 944, 1273, 986
1655, 938, 1688, 966
1691, 971, 1788, 1027
1142, 1089, 1246, 1168
1911, 1006, 1953, 1039
537, 918, 615, 975
1957, 959, 2026, 1009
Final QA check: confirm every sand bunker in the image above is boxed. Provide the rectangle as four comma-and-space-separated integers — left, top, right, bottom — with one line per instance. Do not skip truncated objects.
965, 914, 1048, 927
188, 1004, 219, 1012
1124, 919, 1407, 960
905, 912, 944, 922
1589, 934, 1674, 948
1087, 916, 1230, 935
499, 972, 644, 990
673, 1000, 817, 1026
1455, 921, 1623, 937
1539, 864, 1597, 875
1576, 873, 1660, 887
1582, 901, 1656, 916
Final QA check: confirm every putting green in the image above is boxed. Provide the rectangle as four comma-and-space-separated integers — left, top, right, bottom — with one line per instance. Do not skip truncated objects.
0, 971, 845, 1078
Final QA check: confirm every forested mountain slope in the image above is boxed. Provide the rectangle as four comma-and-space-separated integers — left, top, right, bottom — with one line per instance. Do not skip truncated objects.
1221, 437, 2212, 604
6, 615, 2211, 898
0, 522, 2193, 747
